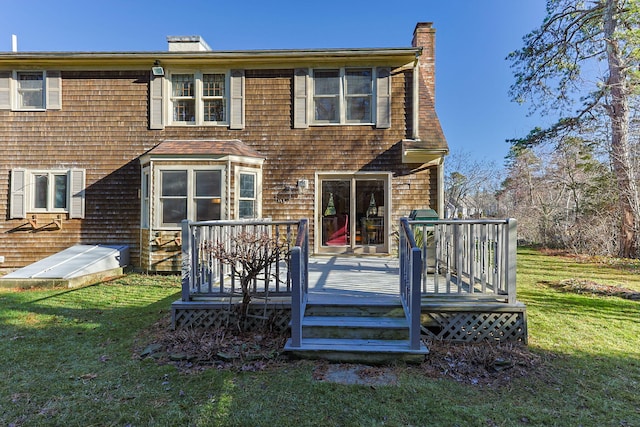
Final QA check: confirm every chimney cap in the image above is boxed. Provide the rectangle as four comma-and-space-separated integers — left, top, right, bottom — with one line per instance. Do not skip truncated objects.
414, 22, 434, 33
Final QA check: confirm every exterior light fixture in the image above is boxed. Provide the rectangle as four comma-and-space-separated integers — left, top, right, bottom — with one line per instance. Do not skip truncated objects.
152, 61, 164, 76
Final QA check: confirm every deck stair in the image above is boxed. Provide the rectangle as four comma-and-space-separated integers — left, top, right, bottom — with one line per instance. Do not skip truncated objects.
284, 299, 429, 364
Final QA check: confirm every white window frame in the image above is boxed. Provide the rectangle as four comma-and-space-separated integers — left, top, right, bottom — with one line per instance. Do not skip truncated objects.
141, 167, 150, 229
155, 165, 226, 229
13, 70, 46, 111
29, 170, 70, 213
235, 167, 262, 219
167, 70, 229, 126
311, 67, 375, 125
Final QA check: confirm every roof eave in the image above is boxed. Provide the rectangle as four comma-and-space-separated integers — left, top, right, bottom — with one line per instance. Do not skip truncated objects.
0, 47, 420, 67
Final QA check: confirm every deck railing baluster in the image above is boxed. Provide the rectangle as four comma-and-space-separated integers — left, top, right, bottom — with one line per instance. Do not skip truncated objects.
180, 219, 301, 299
408, 218, 517, 303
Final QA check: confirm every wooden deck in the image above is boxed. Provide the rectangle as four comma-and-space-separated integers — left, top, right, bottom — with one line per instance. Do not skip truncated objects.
307, 256, 506, 302
173, 254, 527, 346
307, 256, 400, 304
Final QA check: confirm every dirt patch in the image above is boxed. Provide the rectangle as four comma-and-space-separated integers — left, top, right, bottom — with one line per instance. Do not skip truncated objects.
417, 339, 545, 387
136, 315, 546, 387
544, 278, 640, 300
134, 316, 289, 373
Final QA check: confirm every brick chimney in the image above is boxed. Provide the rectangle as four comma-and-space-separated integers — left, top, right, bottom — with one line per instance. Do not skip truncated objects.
412, 22, 436, 102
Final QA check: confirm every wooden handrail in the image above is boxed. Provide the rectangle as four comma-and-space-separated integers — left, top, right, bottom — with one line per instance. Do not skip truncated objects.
290, 219, 309, 348
180, 219, 305, 300
399, 218, 422, 350
408, 218, 517, 302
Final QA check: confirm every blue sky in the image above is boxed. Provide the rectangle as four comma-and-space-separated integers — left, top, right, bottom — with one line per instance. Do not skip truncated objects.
0, 0, 550, 165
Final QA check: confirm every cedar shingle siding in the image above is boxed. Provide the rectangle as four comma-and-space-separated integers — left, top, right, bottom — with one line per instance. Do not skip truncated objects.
0, 24, 447, 271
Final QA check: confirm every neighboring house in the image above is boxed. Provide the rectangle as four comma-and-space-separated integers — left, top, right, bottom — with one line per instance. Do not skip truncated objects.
0, 22, 448, 272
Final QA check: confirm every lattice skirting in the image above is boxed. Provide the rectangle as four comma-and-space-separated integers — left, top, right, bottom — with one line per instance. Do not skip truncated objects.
172, 301, 291, 333
421, 304, 528, 344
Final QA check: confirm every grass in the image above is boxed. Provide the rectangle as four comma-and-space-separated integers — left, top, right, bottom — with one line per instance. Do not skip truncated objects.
1, 249, 639, 426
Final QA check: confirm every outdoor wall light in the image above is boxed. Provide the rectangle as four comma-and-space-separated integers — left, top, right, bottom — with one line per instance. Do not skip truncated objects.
152, 61, 164, 76
297, 179, 308, 192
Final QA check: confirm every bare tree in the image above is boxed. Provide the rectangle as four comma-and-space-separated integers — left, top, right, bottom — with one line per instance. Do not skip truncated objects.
499, 139, 618, 254
208, 230, 289, 328
444, 150, 501, 218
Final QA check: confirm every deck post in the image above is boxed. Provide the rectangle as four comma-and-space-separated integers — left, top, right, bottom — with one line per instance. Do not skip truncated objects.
290, 246, 303, 348
181, 219, 192, 302
409, 246, 422, 350
399, 221, 406, 295
506, 218, 517, 304
302, 219, 309, 296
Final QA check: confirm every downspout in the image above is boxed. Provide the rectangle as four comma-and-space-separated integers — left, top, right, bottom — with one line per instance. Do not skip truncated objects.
227, 158, 232, 219
147, 160, 154, 273
412, 53, 420, 140
438, 158, 445, 218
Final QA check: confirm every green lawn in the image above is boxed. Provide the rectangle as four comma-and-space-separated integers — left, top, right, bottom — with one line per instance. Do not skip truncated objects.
1, 249, 639, 426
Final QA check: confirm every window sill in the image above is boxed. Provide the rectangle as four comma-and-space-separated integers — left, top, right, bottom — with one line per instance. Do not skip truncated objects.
168, 122, 229, 127
310, 122, 375, 127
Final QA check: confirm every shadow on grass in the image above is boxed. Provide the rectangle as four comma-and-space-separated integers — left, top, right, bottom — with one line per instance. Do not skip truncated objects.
1, 264, 639, 426
0, 283, 181, 341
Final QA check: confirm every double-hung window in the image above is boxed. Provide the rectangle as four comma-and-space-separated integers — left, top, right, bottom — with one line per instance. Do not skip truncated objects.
169, 71, 227, 125
16, 72, 45, 110
9, 168, 85, 219
33, 172, 68, 212
171, 74, 195, 123
202, 73, 225, 122
238, 172, 257, 219
312, 68, 373, 124
194, 170, 222, 221
158, 168, 223, 227
0, 70, 62, 111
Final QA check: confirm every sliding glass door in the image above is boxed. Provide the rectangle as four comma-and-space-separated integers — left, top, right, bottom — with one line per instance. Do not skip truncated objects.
318, 174, 389, 253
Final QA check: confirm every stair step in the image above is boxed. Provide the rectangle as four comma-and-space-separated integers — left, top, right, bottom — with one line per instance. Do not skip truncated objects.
304, 302, 405, 318
303, 316, 408, 328
284, 338, 428, 364
302, 316, 409, 340
291, 338, 427, 353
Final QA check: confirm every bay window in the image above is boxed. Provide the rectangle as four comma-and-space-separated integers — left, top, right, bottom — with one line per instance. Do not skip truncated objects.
158, 168, 223, 227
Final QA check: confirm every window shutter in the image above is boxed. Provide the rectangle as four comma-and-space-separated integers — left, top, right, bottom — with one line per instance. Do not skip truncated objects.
69, 169, 86, 219
376, 67, 391, 129
10, 169, 27, 219
0, 71, 10, 110
229, 70, 245, 129
149, 73, 164, 130
46, 71, 62, 110
293, 68, 309, 129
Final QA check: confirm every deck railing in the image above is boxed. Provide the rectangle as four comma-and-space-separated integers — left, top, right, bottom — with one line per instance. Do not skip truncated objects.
289, 219, 309, 348
180, 219, 302, 301
408, 218, 517, 304
398, 218, 423, 351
